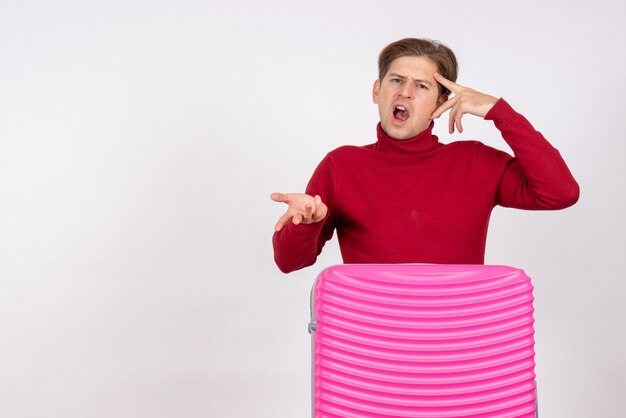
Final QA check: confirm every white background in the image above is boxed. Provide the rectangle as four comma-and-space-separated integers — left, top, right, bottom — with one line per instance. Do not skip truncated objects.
1, 1, 625, 417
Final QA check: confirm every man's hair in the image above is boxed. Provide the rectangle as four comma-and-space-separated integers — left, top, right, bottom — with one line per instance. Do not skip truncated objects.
378, 38, 458, 96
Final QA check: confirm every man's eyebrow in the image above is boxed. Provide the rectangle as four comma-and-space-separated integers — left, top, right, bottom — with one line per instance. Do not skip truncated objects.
388, 73, 433, 85
388, 73, 408, 80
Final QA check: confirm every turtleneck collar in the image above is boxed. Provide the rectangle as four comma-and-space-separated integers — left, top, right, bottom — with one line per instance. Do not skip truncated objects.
373, 121, 439, 154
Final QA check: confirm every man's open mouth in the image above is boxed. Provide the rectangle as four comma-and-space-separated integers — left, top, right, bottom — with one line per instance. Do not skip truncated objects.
393, 105, 410, 122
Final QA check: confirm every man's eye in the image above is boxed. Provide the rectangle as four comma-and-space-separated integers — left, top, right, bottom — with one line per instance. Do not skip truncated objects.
391, 78, 401, 83
417, 84, 428, 89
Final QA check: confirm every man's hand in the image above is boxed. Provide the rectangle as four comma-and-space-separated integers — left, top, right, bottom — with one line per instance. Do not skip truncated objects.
430, 73, 499, 134
270, 192, 328, 232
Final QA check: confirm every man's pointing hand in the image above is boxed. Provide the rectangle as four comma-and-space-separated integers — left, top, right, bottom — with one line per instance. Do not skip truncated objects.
430, 72, 499, 134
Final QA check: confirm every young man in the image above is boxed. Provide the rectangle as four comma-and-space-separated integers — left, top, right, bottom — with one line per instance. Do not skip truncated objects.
270, 38, 579, 273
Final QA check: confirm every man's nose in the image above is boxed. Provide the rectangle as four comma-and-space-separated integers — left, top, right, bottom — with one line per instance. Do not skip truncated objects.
399, 81, 413, 99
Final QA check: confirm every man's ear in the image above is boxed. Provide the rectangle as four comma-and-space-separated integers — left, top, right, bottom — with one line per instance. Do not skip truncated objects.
372, 80, 380, 104
437, 93, 449, 106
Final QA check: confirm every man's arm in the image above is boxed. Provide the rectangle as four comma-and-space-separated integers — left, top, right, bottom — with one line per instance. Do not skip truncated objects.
431, 73, 579, 210
271, 154, 337, 273
482, 99, 579, 209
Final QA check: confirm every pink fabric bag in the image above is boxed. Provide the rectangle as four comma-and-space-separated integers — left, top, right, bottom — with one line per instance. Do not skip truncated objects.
309, 264, 537, 417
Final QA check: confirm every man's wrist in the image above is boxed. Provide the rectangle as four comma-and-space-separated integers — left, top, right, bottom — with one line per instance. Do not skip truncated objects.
483, 97, 507, 121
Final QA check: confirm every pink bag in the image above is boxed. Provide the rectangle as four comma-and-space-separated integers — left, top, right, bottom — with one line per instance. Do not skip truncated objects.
309, 264, 537, 417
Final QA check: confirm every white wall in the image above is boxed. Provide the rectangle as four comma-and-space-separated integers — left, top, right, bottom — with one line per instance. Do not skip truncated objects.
1, 1, 624, 417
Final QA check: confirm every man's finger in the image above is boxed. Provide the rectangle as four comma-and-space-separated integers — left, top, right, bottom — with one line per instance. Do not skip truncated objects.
434, 72, 461, 92
455, 113, 464, 134
430, 97, 456, 120
432, 95, 458, 119
274, 211, 293, 231
449, 105, 460, 134
313, 195, 326, 221
270, 192, 289, 203
448, 107, 456, 134
292, 213, 303, 225
303, 203, 314, 223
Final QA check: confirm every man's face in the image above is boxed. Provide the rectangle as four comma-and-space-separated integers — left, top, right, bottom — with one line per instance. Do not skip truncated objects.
373, 55, 447, 140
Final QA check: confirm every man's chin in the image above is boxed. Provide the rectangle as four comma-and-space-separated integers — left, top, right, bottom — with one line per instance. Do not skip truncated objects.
383, 123, 417, 140
382, 118, 431, 140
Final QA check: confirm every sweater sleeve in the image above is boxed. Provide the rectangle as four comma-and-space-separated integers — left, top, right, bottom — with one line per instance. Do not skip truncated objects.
479, 98, 580, 210
272, 153, 338, 273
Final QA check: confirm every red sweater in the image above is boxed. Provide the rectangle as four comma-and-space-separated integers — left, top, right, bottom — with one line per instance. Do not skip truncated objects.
273, 99, 579, 273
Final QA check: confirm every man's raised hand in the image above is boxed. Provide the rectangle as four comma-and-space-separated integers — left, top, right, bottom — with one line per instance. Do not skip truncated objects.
430, 73, 499, 134
270, 192, 328, 232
